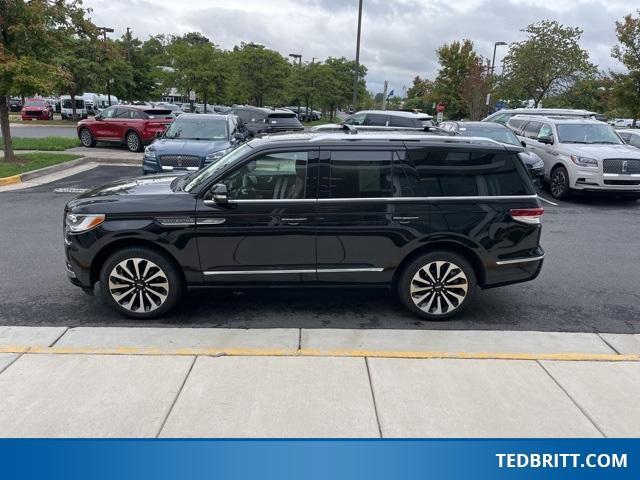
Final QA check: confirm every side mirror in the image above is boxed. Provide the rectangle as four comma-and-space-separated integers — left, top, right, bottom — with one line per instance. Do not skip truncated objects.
521, 140, 527, 147
155, 130, 164, 139
538, 135, 554, 145
95, 114, 103, 121
211, 183, 228, 203
234, 132, 245, 141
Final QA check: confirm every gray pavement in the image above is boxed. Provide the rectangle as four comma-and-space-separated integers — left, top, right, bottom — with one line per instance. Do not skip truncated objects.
0, 326, 638, 437
4, 124, 77, 138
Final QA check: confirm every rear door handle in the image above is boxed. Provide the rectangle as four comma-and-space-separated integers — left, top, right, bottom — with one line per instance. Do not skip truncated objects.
393, 216, 419, 224
281, 217, 308, 226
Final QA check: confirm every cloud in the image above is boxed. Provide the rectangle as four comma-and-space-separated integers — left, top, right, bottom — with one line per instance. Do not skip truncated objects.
82, 0, 634, 95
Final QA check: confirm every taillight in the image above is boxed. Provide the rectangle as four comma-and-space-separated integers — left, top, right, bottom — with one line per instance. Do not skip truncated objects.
510, 207, 544, 225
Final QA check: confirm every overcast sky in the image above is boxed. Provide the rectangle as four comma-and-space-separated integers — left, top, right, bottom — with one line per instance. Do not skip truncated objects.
82, 0, 636, 95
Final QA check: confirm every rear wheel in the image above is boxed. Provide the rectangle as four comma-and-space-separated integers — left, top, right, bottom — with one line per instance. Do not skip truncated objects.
549, 166, 571, 200
99, 247, 183, 319
79, 128, 96, 147
398, 251, 477, 321
126, 131, 142, 152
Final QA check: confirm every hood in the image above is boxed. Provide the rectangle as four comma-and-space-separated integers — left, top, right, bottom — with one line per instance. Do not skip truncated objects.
147, 138, 232, 157
561, 143, 640, 159
66, 174, 179, 212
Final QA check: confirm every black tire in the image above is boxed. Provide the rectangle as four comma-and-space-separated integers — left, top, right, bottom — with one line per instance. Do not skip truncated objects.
126, 130, 143, 152
79, 127, 96, 147
549, 165, 571, 200
398, 251, 477, 321
99, 247, 183, 319
620, 194, 640, 202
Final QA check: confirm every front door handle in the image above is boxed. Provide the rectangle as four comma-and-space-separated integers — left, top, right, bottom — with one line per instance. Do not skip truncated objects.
281, 217, 307, 226
393, 216, 419, 224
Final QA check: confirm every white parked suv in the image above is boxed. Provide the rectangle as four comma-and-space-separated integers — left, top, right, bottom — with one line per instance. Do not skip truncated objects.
507, 115, 640, 200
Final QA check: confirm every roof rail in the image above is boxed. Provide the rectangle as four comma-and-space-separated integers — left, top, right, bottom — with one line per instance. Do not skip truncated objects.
307, 132, 504, 146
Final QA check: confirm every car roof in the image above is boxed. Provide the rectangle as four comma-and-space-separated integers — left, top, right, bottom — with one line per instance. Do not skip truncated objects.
509, 115, 607, 125
618, 129, 640, 134
355, 110, 433, 118
175, 113, 230, 120
232, 106, 293, 115
444, 121, 508, 129
491, 108, 595, 115
245, 131, 519, 151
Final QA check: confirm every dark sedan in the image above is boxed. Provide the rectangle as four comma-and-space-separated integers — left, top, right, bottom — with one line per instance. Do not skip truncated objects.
440, 121, 545, 191
142, 114, 250, 174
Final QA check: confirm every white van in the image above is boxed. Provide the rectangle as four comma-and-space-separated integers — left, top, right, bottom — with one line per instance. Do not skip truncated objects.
81, 93, 100, 115
60, 95, 87, 120
96, 94, 119, 111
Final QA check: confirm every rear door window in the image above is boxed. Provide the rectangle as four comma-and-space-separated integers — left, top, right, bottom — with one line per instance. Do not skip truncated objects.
397, 148, 533, 197
114, 108, 132, 119
389, 115, 417, 128
328, 150, 393, 198
523, 121, 543, 139
363, 114, 389, 126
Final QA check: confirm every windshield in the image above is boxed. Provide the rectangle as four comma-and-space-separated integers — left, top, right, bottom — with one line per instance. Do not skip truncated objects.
457, 125, 520, 146
184, 143, 252, 192
164, 118, 228, 140
557, 124, 623, 144
25, 100, 47, 107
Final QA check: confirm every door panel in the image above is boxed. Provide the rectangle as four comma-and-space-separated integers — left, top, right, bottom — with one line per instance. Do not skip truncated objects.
196, 149, 318, 283
316, 148, 397, 283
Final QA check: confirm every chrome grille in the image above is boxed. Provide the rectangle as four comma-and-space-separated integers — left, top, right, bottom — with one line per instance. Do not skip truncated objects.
158, 155, 201, 168
603, 159, 640, 174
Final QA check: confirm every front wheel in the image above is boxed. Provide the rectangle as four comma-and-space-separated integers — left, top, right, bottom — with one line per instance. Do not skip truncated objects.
99, 247, 183, 319
79, 127, 96, 147
126, 131, 143, 152
398, 251, 477, 321
549, 166, 571, 200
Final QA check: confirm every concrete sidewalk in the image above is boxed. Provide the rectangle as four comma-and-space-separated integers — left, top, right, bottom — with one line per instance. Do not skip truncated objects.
0, 326, 639, 438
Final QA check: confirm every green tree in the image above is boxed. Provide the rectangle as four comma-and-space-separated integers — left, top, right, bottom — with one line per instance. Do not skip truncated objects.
500, 20, 595, 107
0, 0, 93, 161
432, 39, 482, 119
611, 10, 640, 126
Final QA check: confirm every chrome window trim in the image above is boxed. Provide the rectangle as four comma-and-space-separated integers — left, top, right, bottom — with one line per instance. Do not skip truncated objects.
221, 195, 539, 204
203, 267, 385, 276
495, 255, 545, 266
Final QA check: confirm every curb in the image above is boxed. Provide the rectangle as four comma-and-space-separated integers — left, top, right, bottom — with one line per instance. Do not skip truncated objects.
0, 155, 140, 186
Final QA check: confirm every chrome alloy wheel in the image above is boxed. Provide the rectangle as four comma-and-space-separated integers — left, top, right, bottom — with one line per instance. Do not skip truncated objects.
410, 261, 468, 315
551, 169, 567, 198
126, 132, 140, 151
108, 258, 169, 313
80, 129, 93, 146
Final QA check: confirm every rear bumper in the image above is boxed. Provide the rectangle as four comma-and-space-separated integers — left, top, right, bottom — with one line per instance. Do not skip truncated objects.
483, 248, 545, 288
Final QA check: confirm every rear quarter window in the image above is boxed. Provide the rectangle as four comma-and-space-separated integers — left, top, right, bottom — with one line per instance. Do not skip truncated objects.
398, 148, 534, 197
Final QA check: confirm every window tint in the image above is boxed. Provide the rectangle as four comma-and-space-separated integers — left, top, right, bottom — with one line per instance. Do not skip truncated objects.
130, 110, 145, 119
363, 114, 388, 126
389, 115, 417, 128
114, 108, 132, 119
234, 109, 253, 123
538, 123, 553, 138
222, 151, 308, 200
101, 107, 116, 118
491, 113, 512, 125
344, 113, 366, 125
329, 151, 392, 198
523, 121, 543, 139
630, 135, 640, 148
397, 148, 532, 197
507, 118, 526, 132
619, 132, 631, 142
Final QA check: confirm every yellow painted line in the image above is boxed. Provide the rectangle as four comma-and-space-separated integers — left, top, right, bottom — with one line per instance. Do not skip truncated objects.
0, 174, 22, 186
0, 345, 638, 362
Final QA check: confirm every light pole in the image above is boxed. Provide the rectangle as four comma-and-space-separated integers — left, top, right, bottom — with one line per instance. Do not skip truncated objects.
98, 27, 115, 106
486, 41, 507, 109
352, 0, 363, 111
289, 53, 302, 117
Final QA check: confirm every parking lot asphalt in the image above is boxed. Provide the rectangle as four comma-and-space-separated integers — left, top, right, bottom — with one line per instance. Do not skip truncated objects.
4, 125, 78, 138
0, 165, 639, 333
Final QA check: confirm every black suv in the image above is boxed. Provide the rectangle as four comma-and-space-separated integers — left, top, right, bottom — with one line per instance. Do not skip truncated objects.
226, 106, 304, 135
63, 133, 544, 320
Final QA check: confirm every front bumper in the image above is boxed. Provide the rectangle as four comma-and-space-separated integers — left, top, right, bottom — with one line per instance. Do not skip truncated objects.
527, 166, 545, 191
572, 168, 640, 192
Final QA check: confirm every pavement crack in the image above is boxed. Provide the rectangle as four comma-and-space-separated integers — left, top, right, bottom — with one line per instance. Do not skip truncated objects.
596, 333, 620, 354
0, 352, 25, 376
48, 327, 70, 347
297, 328, 302, 352
536, 360, 607, 438
155, 355, 197, 438
365, 357, 383, 438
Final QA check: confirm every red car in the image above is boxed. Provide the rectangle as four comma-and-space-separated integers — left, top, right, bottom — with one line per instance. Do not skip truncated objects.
21, 98, 54, 121
76, 105, 175, 152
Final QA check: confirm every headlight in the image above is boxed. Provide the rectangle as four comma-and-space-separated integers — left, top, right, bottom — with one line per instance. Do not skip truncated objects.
570, 155, 598, 167
143, 147, 156, 160
65, 213, 105, 233
533, 158, 544, 169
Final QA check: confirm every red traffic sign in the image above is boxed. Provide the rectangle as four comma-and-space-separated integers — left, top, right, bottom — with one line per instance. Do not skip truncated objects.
436, 103, 445, 113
